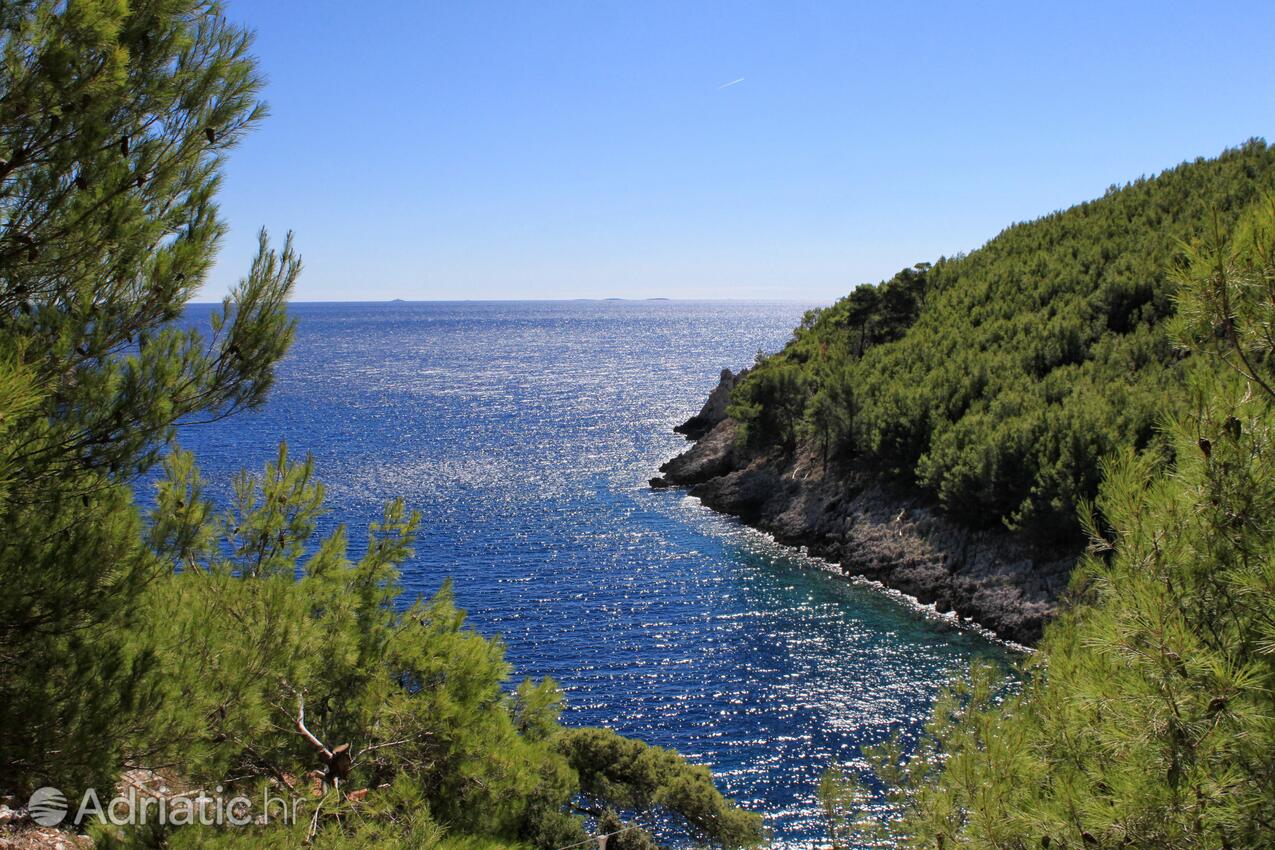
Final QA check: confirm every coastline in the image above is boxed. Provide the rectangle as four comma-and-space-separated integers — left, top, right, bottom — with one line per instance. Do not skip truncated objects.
651, 370, 1080, 645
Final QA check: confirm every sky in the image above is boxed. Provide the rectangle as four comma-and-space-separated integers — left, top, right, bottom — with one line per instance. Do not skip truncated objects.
206, 0, 1275, 302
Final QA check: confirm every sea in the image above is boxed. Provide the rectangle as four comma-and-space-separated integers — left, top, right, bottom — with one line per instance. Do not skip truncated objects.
164, 300, 1007, 845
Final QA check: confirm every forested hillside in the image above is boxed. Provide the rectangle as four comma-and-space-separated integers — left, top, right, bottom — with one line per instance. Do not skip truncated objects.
730, 140, 1275, 537
831, 186, 1275, 850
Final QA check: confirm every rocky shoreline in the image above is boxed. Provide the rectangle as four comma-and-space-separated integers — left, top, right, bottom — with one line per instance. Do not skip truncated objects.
651, 370, 1080, 645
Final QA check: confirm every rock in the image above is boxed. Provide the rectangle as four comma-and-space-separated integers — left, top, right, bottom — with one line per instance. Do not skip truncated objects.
673, 368, 748, 439
689, 465, 785, 524
0, 825, 94, 850
659, 419, 740, 485
653, 370, 1080, 645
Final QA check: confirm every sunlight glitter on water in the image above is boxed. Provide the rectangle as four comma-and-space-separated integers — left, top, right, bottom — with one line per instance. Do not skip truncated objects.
165, 300, 1010, 845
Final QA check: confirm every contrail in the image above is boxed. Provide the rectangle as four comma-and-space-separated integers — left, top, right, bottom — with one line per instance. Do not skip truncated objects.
716, 78, 744, 90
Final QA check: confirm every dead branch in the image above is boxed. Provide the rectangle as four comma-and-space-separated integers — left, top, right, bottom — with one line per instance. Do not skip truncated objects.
294, 692, 332, 760
290, 690, 351, 787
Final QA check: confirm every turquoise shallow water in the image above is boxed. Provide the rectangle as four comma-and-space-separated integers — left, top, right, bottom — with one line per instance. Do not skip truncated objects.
167, 300, 1007, 844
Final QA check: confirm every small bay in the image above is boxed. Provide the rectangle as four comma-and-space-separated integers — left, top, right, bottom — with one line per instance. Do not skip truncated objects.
168, 300, 1007, 843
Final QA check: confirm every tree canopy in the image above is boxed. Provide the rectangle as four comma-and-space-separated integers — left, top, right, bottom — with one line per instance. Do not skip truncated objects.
730, 141, 1275, 537
1, 0, 299, 796
833, 195, 1275, 850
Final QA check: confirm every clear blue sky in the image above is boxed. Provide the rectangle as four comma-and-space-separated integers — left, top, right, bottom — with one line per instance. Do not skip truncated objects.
207, 0, 1275, 302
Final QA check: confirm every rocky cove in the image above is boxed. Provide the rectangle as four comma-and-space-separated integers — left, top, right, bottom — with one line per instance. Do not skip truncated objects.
650, 369, 1081, 645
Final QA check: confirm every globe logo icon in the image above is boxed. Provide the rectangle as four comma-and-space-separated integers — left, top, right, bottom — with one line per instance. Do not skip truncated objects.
28, 786, 68, 826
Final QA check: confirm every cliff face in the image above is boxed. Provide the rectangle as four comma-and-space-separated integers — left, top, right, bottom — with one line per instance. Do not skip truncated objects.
672, 367, 748, 439
651, 371, 1078, 645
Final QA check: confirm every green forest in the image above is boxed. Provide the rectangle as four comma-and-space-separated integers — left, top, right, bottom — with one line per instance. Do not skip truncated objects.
745, 145, 1275, 846
824, 198, 1275, 849
730, 140, 1275, 537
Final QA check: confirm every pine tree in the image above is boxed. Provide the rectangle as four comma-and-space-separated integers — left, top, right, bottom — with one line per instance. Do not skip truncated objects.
730, 142, 1275, 535
855, 199, 1275, 850
1, 10, 764, 850
108, 445, 763, 849
0, 1, 298, 796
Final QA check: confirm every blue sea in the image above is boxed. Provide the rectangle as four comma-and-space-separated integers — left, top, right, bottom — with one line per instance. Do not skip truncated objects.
168, 300, 1006, 845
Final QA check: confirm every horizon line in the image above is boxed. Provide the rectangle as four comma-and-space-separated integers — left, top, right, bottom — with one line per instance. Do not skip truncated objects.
188, 296, 824, 305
